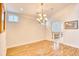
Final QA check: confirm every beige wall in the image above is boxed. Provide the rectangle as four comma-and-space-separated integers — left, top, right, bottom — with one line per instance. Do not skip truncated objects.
6, 13, 46, 48
0, 32, 6, 56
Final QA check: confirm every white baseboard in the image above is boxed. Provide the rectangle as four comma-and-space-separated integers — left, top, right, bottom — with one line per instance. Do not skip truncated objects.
7, 39, 45, 48
61, 42, 79, 48
7, 39, 79, 49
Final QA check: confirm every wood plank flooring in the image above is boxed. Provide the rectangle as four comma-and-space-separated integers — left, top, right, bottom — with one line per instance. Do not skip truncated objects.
6, 40, 79, 56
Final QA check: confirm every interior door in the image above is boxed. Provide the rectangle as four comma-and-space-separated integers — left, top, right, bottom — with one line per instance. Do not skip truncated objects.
0, 3, 2, 33
0, 3, 5, 33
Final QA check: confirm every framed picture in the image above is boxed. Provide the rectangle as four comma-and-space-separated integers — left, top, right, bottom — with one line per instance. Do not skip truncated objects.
64, 20, 78, 29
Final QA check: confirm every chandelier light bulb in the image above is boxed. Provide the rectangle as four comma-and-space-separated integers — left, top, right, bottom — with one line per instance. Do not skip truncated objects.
37, 18, 40, 22
45, 18, 48, 21
43, 14, 46, 17
40, 17, 43, 20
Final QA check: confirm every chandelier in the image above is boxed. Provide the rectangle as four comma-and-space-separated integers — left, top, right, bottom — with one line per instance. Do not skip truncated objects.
36, 3, 48, 25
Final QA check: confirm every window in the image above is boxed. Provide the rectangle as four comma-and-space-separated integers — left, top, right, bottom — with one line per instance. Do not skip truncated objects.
52, 22, 61, 32
8, 15, 18, 22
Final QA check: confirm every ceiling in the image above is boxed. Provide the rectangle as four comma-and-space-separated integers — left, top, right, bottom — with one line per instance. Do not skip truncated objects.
6, 3, 76, 21
7, 3, 73, 15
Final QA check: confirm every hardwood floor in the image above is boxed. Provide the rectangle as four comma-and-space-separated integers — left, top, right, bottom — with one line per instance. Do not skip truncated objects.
6, 40, 79, 56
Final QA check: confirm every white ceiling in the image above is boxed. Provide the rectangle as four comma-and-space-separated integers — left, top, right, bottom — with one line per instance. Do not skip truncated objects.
7, 3, 76, 21
7, 3, 73, 15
